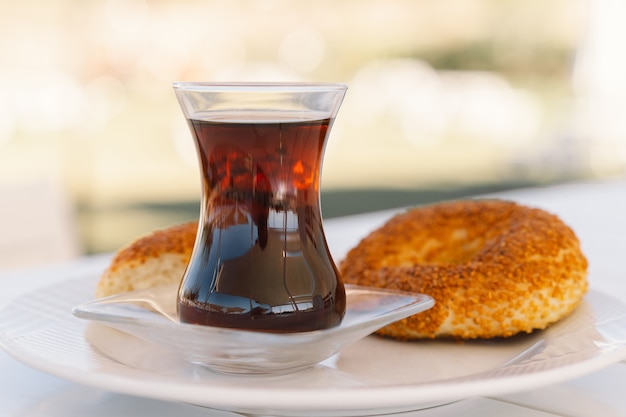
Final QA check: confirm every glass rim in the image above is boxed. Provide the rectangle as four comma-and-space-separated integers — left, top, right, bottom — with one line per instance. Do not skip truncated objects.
172, 81, 347, 92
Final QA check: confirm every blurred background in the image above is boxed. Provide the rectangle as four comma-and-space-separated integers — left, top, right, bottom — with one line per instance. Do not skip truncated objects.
2, 0, 626, 269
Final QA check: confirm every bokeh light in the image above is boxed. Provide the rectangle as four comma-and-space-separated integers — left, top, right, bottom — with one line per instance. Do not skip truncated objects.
1, 0, 624, 264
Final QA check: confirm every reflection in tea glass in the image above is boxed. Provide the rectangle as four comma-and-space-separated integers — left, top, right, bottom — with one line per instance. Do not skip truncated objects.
173, 83, 348, 333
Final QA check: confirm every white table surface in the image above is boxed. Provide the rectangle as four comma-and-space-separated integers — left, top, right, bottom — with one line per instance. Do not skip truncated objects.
1, 176, 625, 417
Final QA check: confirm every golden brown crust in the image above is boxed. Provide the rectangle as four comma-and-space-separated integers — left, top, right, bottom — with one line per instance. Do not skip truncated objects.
96, 221, 197, 297
105, 221, 197, 272
339, 199, 588, 339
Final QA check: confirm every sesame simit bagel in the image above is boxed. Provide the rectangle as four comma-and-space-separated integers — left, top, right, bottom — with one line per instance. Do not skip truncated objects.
96, 221, 197, 298
339, 199, 588, 339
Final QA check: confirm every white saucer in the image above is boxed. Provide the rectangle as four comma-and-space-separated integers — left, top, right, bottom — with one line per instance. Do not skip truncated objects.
2, 275, 626, 416
72, 283, 434, 374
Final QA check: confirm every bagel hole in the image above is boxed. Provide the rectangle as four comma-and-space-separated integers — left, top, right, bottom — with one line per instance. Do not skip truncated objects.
430, 238, 484, 265
396, 232, 484, 266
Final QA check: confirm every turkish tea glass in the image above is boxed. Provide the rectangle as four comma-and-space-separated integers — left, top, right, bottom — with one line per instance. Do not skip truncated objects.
173, 83, 347, 333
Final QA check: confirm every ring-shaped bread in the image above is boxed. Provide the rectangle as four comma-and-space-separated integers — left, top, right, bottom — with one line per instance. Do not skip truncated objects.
339, 199, 588, 339
96, 221, 197, 298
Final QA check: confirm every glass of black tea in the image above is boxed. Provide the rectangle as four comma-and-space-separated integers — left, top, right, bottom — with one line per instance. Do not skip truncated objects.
173, 82, 347, 333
